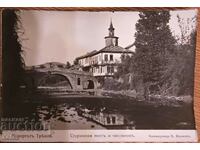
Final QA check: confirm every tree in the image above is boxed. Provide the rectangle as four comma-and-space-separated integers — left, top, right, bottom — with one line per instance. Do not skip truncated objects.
115, 54, 132, 78
73, 59, 79, 65
134, 11, 176, 95
2, 9, 25, 102
169, 15, 197, 96
66, 61, 71, 69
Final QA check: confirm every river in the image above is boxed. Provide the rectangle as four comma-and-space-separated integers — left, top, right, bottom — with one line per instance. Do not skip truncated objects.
0, 96, 196, 130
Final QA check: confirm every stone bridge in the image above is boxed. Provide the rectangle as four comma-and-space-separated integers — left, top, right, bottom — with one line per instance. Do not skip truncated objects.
24, 67, 98, 90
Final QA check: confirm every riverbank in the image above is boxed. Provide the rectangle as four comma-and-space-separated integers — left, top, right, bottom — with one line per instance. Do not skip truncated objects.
98, 89, 193, 107
13, 87, 194, 108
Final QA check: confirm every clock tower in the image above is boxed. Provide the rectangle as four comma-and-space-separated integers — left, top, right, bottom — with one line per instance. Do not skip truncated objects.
105, 21, 119, 47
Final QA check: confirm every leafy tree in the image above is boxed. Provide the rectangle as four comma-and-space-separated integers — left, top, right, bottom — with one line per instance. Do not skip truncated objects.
2, 9, 25, 102
114, 11, 196, 97
165, 15, 197, 96
115, 54, 132, 78
134, 11, 176, 95
66, 61, 71, 69
73, 59, 79, 65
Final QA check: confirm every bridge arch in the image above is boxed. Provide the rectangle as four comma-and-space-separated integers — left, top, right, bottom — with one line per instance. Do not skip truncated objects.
87, 80, 95, 89
38, 72, 73, 89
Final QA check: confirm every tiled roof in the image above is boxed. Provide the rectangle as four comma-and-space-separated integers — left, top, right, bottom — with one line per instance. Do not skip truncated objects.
99, 45, 133, 53
76, 50, 98, 59
76, 46, 134, 60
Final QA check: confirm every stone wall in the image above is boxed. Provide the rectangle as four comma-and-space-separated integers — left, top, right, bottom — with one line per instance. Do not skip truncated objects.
25, 69, 98, 91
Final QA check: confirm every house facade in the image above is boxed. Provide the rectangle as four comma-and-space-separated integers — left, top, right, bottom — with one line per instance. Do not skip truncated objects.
76, 21, 134, 77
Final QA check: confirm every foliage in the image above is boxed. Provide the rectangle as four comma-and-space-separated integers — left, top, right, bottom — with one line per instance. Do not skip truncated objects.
73, 59, 79, 65
102, 78, 122, 91
162, 18, 197, 96
115, 54, 132, 78
114, 11, 196, 97
66, 61, 71, 69
2, 9, 25, 102
134, 11, 176, 92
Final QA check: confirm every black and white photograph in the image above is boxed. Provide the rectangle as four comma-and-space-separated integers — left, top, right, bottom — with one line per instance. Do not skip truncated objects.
0, 8, 198, 134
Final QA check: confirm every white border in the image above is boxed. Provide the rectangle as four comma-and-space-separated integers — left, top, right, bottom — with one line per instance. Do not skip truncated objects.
0, 130, 198, 142
0, 0, 200, 7
0, 0, 199, 147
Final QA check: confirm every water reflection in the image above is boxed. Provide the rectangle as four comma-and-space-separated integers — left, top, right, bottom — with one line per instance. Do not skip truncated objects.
2, 97, 195, 130
77, 106, 135, 129
33, 103, 135, 130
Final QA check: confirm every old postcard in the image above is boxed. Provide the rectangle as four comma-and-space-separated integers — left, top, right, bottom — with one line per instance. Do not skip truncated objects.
0, 8, 198, 142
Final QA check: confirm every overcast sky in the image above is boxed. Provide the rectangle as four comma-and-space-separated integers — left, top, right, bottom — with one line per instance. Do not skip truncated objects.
19, 9, 197, 66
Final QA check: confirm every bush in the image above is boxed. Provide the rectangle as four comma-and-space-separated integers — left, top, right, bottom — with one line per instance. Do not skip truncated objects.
102, 78, 122, 91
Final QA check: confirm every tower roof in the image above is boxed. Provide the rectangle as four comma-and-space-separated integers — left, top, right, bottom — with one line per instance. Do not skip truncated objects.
108, 20, 114, 31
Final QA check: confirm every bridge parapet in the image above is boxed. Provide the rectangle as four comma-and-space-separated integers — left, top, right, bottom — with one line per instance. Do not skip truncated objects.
35, 67, 93, 76
25, 67, 98, 91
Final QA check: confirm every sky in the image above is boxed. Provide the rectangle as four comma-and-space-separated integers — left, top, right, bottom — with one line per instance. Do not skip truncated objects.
18, 9, 197, 66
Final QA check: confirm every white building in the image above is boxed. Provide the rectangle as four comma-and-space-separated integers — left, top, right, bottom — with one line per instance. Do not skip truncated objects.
76, 21, 134, 77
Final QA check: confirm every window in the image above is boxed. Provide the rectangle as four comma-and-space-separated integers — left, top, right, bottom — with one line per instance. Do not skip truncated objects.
77, 78, 81, 85
112, 116, 116, 124
107, 66, 110, 73
104, 54, 108, 61
108, 66, 114, 73
110, 66, 114, 73
110, 54, 113, 61
107, 117, 111, 124
97, 66, 99, 73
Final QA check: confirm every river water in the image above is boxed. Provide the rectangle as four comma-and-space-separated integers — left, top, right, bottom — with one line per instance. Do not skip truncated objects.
1, 97, 196, 130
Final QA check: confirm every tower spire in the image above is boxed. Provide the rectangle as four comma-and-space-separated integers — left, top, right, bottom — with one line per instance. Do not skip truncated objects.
108, 19, 114, 36
105, 19, 118, 47
109, 19, 114, 30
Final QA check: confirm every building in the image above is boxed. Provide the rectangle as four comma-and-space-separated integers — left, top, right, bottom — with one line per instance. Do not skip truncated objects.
76, 21, 134, 77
